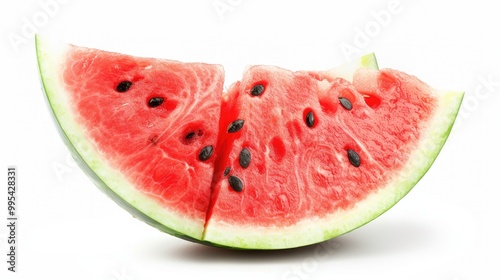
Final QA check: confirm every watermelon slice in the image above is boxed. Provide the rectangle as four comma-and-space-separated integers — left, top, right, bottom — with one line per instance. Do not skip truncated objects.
36, 35, 463, 249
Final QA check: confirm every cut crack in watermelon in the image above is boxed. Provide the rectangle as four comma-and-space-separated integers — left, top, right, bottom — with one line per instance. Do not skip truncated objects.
36, 35, 463, 249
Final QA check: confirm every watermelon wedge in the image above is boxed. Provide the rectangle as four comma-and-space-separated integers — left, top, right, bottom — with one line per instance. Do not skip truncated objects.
36, 35, 463, 249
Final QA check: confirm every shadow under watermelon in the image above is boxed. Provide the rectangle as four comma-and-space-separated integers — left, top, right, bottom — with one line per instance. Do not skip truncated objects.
165, 219, 435, 264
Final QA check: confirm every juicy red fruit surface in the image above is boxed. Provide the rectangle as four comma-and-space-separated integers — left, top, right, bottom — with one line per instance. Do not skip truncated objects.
63, 46, 224, 222
207, 66, 437, 227
60, 44, 438, 237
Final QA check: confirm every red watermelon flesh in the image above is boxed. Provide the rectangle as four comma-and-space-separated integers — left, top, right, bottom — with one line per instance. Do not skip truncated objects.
203, 66, 442, 247
38, 38, 224, 239
36, 36, 463, 249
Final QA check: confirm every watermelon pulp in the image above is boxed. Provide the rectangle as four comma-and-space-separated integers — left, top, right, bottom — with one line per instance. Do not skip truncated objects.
36, 35, 463, 249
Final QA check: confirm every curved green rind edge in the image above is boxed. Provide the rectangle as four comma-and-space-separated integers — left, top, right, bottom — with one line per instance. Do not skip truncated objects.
203, 87, 464, 250
35, 35, 214, 246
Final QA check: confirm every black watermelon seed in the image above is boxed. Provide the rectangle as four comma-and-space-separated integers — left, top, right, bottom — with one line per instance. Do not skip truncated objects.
339, 97, 353, 110
347, 149, 361, 167
198, 145, 214, 161
306, 111, 315, 128
228, 119, 245, 133
239, 147, 251, 168
116, 81, 132, 92
182, 130, 203, 145
228, 175, 244, 192
250, 84, 265, 96
148, 97, 164, 108
223, 167, 231, 176
185, 130, 202, 140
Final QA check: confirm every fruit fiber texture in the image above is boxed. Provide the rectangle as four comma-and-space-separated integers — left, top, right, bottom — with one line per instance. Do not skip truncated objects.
36, 35, 463, 249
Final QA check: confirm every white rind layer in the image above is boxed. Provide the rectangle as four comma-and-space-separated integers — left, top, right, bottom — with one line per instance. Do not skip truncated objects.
36, 35, 204, 241
203, 89, 463, 250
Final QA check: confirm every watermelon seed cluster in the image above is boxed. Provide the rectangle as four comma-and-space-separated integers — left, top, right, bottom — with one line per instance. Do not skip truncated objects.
225, 117, 250, 192
221, 83, 266, 193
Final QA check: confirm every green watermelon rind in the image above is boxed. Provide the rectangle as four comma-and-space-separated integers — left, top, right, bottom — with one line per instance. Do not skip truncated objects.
36, 35, 379, 248
203, 87, 464, 249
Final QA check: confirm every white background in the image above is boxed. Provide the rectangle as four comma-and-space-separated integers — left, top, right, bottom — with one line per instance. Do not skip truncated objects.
1, 0, 499, 279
